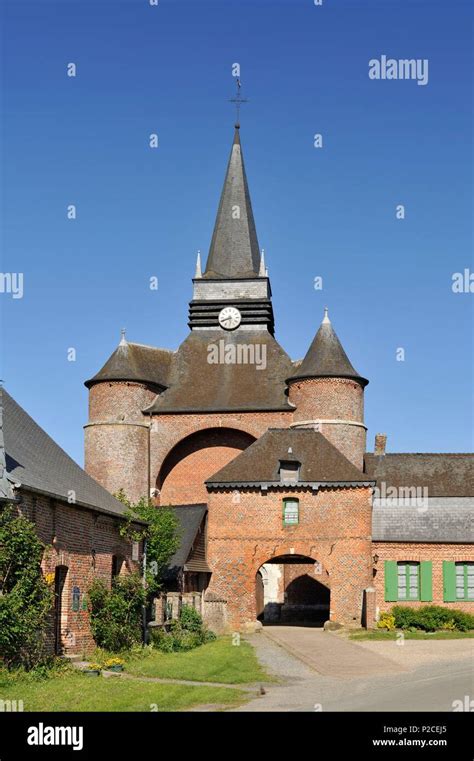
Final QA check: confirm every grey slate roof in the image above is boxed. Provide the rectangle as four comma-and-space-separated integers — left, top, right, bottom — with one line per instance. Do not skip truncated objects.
364, 453, 474, 497
289, 313, 368, 387
206, 428, 372, 486
164, 504, 208, 579
85, 340, 173, 389
204, 127, 261, 279
367, 452, 474, 542
144, 329, 294, 413
2, 388, 134, 519
372, 498, 474, 543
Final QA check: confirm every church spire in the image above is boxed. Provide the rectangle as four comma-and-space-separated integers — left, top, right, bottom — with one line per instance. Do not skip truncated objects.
203, 126, 261, 279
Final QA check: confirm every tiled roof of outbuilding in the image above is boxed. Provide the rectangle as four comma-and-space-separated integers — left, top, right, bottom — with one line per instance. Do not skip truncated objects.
372, 497, 473, 543
2, 388, 136, 519
364, 453, 474, 497
206, 428, 372, 486
164, 504, 209, 579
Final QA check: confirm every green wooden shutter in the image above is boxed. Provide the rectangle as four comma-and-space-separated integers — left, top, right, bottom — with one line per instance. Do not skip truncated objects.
420, 561, 432, 601
384, 561, 398, 601
443, 561, 456, 602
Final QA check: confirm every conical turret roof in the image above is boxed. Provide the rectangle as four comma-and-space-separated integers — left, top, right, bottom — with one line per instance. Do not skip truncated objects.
289, 309, 368, 387
203, 126, 261, 279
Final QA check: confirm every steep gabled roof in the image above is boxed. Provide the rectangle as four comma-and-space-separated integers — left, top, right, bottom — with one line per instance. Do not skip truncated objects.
206, 428, 372, 487
289, 310, 368, 387
364, 453, 474, 498
2, 388, 136, 519
85, 337, 174, 389
203, 127, 261, 279
164, 504, 209, 579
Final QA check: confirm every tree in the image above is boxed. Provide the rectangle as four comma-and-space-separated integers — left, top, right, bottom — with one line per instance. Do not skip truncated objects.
115, 490, 180, 595
0, 505, 53, 668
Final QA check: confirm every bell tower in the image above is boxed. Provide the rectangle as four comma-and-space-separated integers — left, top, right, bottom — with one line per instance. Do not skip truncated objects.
188, 126, 275, 335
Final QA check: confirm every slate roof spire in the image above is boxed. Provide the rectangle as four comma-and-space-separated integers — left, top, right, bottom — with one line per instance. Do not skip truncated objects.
203, 126, 261, 279
289, 309, 369, 387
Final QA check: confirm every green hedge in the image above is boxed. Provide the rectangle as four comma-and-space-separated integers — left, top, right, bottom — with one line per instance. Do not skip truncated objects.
392, 605, 474, 632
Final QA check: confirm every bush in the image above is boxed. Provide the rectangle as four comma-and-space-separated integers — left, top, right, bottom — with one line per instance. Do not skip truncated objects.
0, 506, 53, 669
178, 605, 204, 633
392, 605, 474, 632
88, 574, 145, 651
149, 605, 216, 652
377, 612, 396, 631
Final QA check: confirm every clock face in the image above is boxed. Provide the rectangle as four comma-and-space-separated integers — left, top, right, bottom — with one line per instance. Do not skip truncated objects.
218, 306, 241, 330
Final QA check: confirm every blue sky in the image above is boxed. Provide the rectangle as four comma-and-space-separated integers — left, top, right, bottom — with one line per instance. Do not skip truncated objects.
2, 0, 473, 464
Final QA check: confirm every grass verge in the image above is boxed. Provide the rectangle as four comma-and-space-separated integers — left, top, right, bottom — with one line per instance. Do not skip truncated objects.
350, 629, 474, 641
120, 636, 272, 684
0, 670, 246, 712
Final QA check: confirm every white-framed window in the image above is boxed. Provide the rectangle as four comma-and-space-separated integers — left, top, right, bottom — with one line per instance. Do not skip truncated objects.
283, 498, 299, 526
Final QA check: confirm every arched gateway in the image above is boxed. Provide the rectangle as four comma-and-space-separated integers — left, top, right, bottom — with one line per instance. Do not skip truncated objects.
256, 554, 330, 626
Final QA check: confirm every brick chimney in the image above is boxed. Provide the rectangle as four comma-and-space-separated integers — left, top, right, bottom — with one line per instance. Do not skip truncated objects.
374, 433, 387, 456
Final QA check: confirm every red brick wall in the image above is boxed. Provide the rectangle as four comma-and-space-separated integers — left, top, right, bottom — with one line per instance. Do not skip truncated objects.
288, 377, 366, 469
159, 428, 255, 505
86, 384, 293, 504
150, 411, 292, 506
206, 485, 373, 628
373, 542, 474, 614
18, 490, 140, 655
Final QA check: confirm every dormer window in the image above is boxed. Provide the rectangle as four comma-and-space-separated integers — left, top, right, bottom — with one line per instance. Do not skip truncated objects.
279, 460, 300, 484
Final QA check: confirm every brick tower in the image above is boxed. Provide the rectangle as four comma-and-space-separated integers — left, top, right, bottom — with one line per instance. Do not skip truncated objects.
287, 308, 369, 470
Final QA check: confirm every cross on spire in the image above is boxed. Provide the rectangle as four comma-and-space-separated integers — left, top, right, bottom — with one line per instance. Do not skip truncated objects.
229, 78, 248, 128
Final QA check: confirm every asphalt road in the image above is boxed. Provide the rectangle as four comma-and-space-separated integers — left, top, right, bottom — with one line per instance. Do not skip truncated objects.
235, 630, 473, 712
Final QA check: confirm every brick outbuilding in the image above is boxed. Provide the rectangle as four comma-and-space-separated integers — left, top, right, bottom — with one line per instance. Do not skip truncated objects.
0, 388, 143, 655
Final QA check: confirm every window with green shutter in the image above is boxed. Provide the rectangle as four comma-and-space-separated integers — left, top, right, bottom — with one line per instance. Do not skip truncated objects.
455, 562, 474, 601
443, 561, 456, 602
384, 561, 398, 601
397, 562, 420, 601
420, 561, 433, 602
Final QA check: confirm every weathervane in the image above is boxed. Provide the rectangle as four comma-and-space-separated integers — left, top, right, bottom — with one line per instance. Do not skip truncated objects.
229, 78, 248, 128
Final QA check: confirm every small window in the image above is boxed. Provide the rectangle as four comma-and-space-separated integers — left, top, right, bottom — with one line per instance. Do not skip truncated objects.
455, 562, 474, 601
283, 498, 299, 526
397, 562, 420, 601
279, 461, 300, 484
132, 541, 139, 562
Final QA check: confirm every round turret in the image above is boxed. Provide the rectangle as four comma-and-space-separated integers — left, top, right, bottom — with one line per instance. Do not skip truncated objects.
287, 309, 368, 470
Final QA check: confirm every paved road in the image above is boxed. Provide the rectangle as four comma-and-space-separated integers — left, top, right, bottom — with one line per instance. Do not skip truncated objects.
233, 628, 473, 712
263, 626, 404, 677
